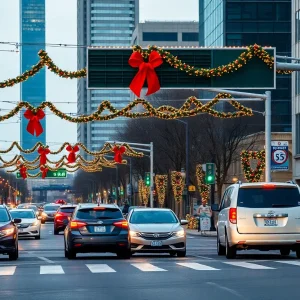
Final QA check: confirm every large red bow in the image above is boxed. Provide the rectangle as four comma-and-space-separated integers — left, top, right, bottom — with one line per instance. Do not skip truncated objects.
40, 165, 49, 179
38, 146, 50, 165
113, 145, 126, 163
128, 50, 163, 97
24, 109, 45, 137
19, 165, 27, 180
66, 145, 79, 163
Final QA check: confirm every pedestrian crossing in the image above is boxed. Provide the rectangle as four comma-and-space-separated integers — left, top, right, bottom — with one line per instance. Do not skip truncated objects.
1, 260, 300, 276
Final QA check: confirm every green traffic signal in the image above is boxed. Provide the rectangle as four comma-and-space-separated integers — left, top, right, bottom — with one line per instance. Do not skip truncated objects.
145, 172, 151, 186
205, 163, 215, 184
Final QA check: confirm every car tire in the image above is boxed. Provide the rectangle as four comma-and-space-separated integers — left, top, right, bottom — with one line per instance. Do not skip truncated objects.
169, 252, 176, 257
225, 234, 236, 259
54, 229, 59, 235
217, 232, 226, 256
117, 249, 131, 259
35, 235, 40, 240
9, 246, 18, 261
280, 249, 290, 256
177, 249, 186, 257
296, 247, 300, 259
66, 248, 76, 259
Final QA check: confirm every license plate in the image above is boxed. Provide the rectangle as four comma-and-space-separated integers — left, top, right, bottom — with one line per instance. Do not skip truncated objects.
94, 226, 106, 233
264, 218, 278, 226
151, 241, 163, 247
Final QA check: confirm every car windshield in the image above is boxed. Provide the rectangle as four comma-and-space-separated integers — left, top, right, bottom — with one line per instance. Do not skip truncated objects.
237, 187, 300, 208
44, 206, 59, 211
76, 208, 123, 220
10, 210, 35, 219
0, 209, 10, 222
130, 211, 178, 224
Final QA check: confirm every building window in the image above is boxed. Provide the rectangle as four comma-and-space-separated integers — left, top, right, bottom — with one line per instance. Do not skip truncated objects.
296, 10, 300, 43
142, 32, 178, 41
297, 114, 300, 155
182, 32, 198, 41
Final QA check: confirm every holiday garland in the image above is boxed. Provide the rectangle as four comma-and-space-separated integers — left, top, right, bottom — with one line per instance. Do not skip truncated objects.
240, 150, 265, 182
196, 164, 210, 203
171, 171, 185, 202
138, 179, 144, 204
155, 175, 168, 206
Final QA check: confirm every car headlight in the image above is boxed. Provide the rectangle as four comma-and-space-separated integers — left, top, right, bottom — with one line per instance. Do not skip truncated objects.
31, 220, 39, 226
129, 231, 140, 237
172, 229, 185, 237
0, 228, 15, 236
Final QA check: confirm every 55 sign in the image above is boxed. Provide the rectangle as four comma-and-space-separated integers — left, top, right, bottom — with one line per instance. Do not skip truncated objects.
271, 141, 289, 171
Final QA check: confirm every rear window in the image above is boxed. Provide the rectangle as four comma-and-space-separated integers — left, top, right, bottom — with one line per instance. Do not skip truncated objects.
44, 206, 60, 211
76, 208, 123, 220
238, 187, 300, 208
59, 207, 76, 213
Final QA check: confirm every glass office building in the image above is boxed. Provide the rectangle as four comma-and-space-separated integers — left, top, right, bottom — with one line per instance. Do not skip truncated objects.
199, 0, 292, 132
77, 0, 139, 154
20, 0, 46, 154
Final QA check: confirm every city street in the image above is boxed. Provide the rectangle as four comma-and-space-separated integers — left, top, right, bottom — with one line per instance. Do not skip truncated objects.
0, 224, 298, 300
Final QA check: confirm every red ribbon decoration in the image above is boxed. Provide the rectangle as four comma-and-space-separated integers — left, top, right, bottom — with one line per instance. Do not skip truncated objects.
38, 146, 50, 166
113, 145, 126, 163
66, 145, 80, 163
24, 109, 45, 137
128, 50, 163, 97
19, 165, 27, 180
40, 165, 49, 179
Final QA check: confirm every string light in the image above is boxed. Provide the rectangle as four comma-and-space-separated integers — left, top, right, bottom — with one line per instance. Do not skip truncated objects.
241, 150, 265, 182
196, 164, 210, 203
155, 175, 168, 206
171, 171, 184, 202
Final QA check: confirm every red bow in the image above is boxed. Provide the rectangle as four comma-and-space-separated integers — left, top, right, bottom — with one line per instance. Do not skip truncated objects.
38, 146, 50, 165
19, 165, 27, 180
113, 145, 126, 163
66, 145, 79, 163
128, 50, 163, 97
40, 165, 49, 179
24, 109, 45, 137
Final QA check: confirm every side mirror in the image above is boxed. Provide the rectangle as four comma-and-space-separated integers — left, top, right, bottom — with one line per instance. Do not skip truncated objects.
13, 218, 22, 224
180, 220, 188, 226
211, 204, 220, 212
37, 216, 42, 220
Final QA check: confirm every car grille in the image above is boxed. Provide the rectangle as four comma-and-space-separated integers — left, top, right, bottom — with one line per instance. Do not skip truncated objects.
139, 232, 172, 240
18, 224, 30, 228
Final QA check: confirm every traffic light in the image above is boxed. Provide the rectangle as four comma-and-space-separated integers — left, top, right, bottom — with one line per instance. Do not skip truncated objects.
120, 186, 124, 196
205, 163, 215, 184
144, 172, 151, 186
112, 187, 116, 196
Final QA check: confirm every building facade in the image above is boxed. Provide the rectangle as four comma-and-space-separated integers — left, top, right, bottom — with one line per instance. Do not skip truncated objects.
199, 0, 292, 133
77, 0, 139, 154
20, 0, 46, 152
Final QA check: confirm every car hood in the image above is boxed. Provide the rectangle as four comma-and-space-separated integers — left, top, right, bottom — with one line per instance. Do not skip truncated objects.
129, 223, 181, 232
19, 218, 36, 224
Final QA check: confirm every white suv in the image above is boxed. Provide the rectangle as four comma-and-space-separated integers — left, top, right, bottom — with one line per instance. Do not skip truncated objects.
216, 182, 300, 259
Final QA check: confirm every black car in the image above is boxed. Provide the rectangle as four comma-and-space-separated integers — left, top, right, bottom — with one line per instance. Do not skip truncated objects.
0, 205, 21, 260
41, 204, 60, 224
64, 204, 130, 259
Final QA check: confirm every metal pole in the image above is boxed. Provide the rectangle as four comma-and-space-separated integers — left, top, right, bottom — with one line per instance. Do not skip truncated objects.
129, 157, 132, 205
116, 166, 119, 204
150, 142, 154, 208
265, 91, 272, 182
185, 122, 189, 217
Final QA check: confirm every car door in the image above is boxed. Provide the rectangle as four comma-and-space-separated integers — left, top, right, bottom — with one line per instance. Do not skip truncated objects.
217, 189, 229, 244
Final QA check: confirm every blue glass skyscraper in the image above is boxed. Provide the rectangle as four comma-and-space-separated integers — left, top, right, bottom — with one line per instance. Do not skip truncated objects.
20, 0, 46, 153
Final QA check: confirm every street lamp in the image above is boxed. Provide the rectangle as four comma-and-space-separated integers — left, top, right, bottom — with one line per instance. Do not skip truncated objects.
232, 175, 238, 183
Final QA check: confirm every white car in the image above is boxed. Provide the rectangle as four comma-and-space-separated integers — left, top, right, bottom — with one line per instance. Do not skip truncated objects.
216, 182, 300, 259
10, 209, 41, 239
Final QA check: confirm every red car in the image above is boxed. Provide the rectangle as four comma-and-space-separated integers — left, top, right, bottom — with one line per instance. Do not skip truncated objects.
54, 205, 77, 235
55, 199, 67, 205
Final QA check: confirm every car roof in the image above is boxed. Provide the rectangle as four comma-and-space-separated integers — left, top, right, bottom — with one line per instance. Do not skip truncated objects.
44, 203, 60, 206
131, 208, 172, 212
10, 209, 35, 212
59, 205, 77, 208
234, 182, 298, 188
77, 203, 118, 209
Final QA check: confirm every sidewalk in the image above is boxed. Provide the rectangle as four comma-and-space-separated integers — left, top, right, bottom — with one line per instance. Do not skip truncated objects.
186, 229, 217, 237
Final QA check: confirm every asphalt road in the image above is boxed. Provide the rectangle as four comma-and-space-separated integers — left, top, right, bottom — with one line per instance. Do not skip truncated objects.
1, 224, 300, 300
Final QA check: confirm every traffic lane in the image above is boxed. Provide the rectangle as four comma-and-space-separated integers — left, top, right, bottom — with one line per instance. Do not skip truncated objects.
1, 263, 300, 300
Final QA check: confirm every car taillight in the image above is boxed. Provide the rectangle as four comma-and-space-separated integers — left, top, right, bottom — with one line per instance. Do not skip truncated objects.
70, 221, 87, 229
55, 213, 64, 218
229, 208, 237, 224
113, 220, 129, 229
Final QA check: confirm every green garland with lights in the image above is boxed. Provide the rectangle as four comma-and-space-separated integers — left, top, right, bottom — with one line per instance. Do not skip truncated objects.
241, 150, 265, 182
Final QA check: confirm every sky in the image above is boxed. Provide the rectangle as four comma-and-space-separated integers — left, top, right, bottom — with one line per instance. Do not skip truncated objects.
0, 0, 199, 159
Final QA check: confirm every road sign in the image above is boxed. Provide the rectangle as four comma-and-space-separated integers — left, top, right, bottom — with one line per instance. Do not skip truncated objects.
87, 47, 275, 90
16, 168, 67, 179
271, 141, 289, 171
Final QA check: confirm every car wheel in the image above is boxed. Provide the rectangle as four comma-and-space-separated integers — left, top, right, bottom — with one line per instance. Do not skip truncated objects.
169, 252, 176, 257
54, 228, 59, 235
117, 249, 131, 259
66, 248, 76, 259
225, 233, 236, 259
9, 245, 18, 261
280, 249, 290, 256
35, 235, 40, 240
217, 232, 226, 256
296, 247, 300, 259
177, 249, 186, 257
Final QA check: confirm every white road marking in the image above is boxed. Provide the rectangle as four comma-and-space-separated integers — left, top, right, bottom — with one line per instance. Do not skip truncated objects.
177, 262, 219, 271
40, 265, 64, 275
131, 263, 167, 272
187, 236, 195, 239
224, 261, 275, 270
206, 282, 245, 299
86, 264, 116, 273
0, 266, 16, 276
275, 260, 300, 267
37, 257, 54, 264
195, 255, 214, 260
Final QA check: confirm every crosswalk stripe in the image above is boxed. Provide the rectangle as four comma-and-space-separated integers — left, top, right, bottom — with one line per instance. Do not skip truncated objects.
0, 266, 16, 276
40, 265, 64, 275
275, 260, 300, 267
86, 264, 116, 273
224, 262, 275, 270
131, 263, 167, 272
177, 262, 219, 271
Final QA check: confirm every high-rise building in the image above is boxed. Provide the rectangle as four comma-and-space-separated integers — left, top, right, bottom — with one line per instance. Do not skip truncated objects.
20, 0, 46, 152
199, 0, 292, 133
77, 0, 139, 155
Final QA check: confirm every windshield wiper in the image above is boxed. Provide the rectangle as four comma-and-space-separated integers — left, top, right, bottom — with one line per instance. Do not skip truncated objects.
272, 204, 295, 207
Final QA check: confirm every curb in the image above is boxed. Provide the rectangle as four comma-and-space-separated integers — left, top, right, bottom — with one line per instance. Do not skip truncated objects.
186, 230, 217, 237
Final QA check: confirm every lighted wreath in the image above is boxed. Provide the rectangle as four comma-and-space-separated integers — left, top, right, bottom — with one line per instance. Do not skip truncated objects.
195, 164, 210, 202
241, 150, 265, 182
155, 175, 168, 206
171, 171, 185, 202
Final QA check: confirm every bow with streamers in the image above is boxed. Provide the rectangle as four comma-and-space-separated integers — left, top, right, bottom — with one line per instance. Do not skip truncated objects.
66, 145, 80, 163
38, 146, 50, 166
128, 50, 163, 97
19, 165, 27, 179
24, 109, 45, 137
113, 145, 126, 163
40, 165, 49, 179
